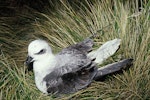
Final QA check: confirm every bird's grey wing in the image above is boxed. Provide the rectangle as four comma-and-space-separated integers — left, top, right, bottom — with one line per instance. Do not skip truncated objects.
94, 59, 133, 80
43, 38, 96, 94
88, 38, 121, 64
60, 38, 94, 54
43, 52, 98, 94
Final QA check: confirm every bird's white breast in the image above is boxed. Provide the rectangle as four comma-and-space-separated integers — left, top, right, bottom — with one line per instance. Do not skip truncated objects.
33, 55, 57, 94
35, 72, 48, 93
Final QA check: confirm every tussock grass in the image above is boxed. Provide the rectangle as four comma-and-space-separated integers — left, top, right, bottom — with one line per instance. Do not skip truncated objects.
0, 0, 150, 99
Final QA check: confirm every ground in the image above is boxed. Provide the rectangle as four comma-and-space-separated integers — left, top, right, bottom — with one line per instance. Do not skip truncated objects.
0, 0, 150, 99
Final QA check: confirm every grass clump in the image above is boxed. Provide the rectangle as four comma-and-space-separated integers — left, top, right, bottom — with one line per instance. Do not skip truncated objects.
0, 0, 150, 99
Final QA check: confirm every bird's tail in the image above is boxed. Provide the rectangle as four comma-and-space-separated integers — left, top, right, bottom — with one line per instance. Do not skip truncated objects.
94, 58, 133, 80
88, 38, 121, 64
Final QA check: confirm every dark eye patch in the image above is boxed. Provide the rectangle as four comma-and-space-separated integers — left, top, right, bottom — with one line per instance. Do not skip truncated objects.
36, 49, 46, 55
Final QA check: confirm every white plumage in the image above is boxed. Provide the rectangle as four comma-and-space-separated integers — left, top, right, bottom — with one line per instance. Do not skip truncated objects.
25, 38, 132, 94
88, 38, 121, 64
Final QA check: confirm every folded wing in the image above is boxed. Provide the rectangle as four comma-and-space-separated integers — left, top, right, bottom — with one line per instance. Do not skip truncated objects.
43, 38, 97, 94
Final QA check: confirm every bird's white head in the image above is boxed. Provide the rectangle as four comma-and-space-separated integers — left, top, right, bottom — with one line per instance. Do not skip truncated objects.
25, 39, 53, 71
28, 39, 52, 61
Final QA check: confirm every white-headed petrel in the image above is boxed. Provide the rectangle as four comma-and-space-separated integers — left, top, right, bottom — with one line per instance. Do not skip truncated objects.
25, 38, 133, 94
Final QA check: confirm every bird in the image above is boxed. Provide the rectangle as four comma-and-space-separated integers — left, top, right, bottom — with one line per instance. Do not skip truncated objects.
25, 38, 133, 95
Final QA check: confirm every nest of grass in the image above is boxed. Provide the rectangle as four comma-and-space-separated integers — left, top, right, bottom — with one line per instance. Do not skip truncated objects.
0, 0, 150, 99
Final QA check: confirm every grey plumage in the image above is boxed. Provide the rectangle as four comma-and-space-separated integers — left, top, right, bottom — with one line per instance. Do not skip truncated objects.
94, 58, 133, 81
26, 38, 133, 95
42, 39, 132, 94
44, 38, 97, 94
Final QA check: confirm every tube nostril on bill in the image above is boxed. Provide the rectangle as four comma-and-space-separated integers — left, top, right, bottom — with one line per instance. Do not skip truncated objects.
25, 56, 34, 71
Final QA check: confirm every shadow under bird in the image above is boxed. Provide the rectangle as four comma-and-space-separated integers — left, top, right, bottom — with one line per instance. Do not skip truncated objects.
25, 37, 133, 95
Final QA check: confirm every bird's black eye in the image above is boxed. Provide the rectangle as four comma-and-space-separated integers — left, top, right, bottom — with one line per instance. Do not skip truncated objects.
36, 49, 46, 55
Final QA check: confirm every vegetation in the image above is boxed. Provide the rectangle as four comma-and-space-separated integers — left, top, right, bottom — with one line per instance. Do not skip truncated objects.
0, 0, 149, 99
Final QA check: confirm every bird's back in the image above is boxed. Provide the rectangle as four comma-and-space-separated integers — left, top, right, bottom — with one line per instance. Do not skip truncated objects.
44, 38, 98, 94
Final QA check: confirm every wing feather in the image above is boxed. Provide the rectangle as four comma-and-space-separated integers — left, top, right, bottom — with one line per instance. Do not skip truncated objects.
43, 39, 97, 94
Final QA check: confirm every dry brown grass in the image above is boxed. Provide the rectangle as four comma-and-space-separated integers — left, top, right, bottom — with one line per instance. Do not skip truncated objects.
0, 0, 150, 99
